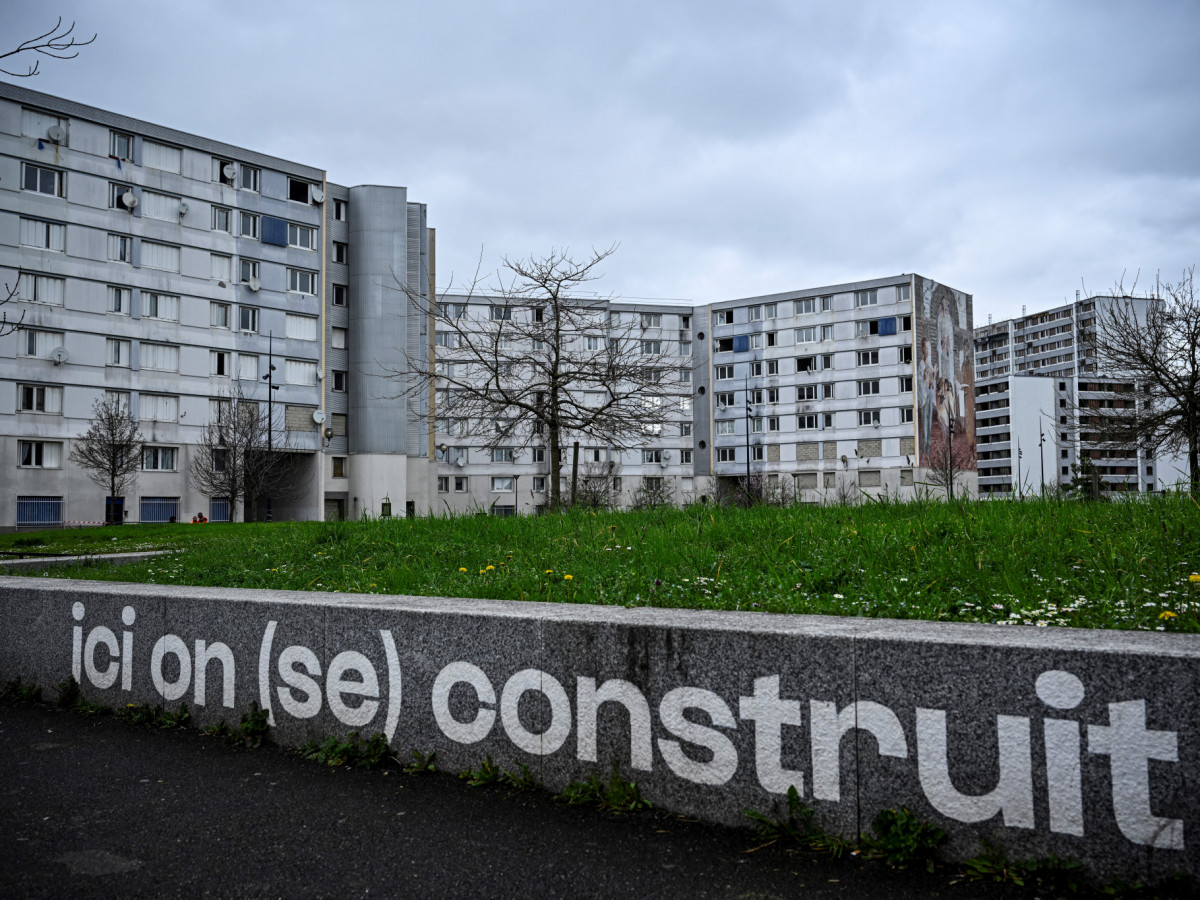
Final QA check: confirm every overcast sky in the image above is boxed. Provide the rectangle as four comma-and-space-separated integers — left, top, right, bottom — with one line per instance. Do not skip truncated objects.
5, 1, 1199, 319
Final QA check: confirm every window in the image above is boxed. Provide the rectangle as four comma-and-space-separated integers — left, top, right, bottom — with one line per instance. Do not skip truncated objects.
858, 380, 880, 396
900, 407, 914, 424
333, 284, 347, 307
679, 449, 693, 464
899, 375, 914, 392
211, 351, 231, 376
212, 206, 232, 232
22, 108, 66, 141
797, 384, 818, 401
797, 414, 819, 430
108, 234, 132, 263
140, 394, 178, 422
20, 218, 65, 252
795, 326, 818, 344
454, 476, 469, 492
487, 476, 512, 493
239, 353, 259, 380
333, 241, 348, 263
641, 313, 662, 328
586, 336, 604, 351
680, 341, 692, 357
856, 319, 880, 337
532, 476, 547, 493
857, 350, 879, 366
239, 307, 260, 333
240, 165, 260, 192
748, 333, 763, 350
715, 338, 734, 352
108, 182, 134, 211
288, 178, 313, 203
328, 370, 346, 392
18, 384, 62, 414
142, 343, 179, 372
749, 362, 763, 377
142, 242, 180, 273
715, 365, 734, 380
16, 274, 64, 306
286, 269, 317, 295
210, 399, 232, 425
18, 441, 62, 468
794, 298, 815, 315
641, 340, 661, 355
211, 253, 232, 282
286, 314, 318, 341
105, 390, 130, 412
796, 356, 815, 373
22, 163, 64, 197
142, 191, 179, 221
106, 338, 130, 367
437, 475, 450, 493
897, 284, 911, 301
240, 260, 260, 284
679, 367, 692, 384
334, 198, 347, 221
681, 315, 691, 329
142, 292, 179, 321
713, 310, 731, 326
142, 447, 178, 471
288, 224, 317, 250
749, 389, 763, 404
240, 213, 260, 239
900, 346, 913, 364
750, 418, 764, 434
491, 305, 512, 321
716, 420, 735, 436
285, 360, 318, 385
716, 447, 736, 462
859, 410, 881, 426
214, 158, 236, 185
204, 302, 229, 330
715, 392, 736, 408
491, 448, 516, 463
642, 449, 663, 464
143, 141, 181, 173
901, 315, 912, 332
854, 290, 878, 307
818, 325, 833, 342
764, 303, 778, 318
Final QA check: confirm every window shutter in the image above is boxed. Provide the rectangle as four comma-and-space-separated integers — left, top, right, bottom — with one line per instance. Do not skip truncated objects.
261, 216, 288, 247
733, 335, 749, 352
879, 317, 897, 336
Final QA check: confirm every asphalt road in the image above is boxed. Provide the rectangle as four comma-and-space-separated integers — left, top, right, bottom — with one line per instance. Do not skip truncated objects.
0, 701, 1023, 899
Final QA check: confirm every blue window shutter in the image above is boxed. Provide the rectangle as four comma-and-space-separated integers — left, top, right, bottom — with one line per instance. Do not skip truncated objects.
262, 216, 288, 247
879, 317, 897, 335
733, 335, 749, 353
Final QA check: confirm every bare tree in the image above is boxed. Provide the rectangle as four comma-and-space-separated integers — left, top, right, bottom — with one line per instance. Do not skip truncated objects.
1, 17, 96, 78
923, 423, 974, 500
400, 246, 689, 509
1073, 269, 1200, 495
1, 270, 26, 337
187, 386, 308, 522
69, 395, 142, 522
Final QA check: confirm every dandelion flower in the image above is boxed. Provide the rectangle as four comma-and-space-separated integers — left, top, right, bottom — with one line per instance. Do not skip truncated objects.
564, 574, 573, 581
486, 565, 495, 571
1159, 611, 1178, 620
1191, 574, 1200, 584
459, 567, 467, 572
545, 569, 554, 574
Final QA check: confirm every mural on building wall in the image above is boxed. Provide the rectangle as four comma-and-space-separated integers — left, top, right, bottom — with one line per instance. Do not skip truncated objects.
914, 278, 976, 469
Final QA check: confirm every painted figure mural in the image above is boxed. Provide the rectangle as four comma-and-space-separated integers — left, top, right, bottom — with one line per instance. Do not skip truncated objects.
915, 278, 976, 469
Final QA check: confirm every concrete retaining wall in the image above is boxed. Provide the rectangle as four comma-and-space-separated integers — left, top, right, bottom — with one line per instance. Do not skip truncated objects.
0, 575, 1196, 881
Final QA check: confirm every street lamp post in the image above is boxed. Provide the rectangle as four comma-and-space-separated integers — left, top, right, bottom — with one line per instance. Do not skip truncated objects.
261, 331, 280, 521
1038, 429, 1046, 497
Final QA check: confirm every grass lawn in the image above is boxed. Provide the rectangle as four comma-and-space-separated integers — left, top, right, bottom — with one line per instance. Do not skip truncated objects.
3, 496, 1198, 632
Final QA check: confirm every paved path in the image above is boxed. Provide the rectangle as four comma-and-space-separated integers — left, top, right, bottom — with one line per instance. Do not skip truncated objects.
0, 702, 1020, 899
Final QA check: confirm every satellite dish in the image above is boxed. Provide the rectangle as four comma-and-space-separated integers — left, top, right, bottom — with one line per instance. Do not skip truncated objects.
178, 201, 189, 216
455, 457, 466, 468
121, 191, 138, 209
310, 188, 325, 204
46, 125, 66, 143
222, 163, 237, 180
312, 410, 326, 424
248, 276, 261, 292
50, 346, 69, 365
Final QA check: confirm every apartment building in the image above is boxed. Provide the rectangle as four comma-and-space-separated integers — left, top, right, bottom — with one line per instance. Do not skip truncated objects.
2, 86, 978, 527
972, 296, 1187, 495
700, 275, 977, 501
0, 83, 430, 528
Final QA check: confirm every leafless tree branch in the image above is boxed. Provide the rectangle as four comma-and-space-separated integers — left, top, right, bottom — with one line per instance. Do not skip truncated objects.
0, 17, 96, 77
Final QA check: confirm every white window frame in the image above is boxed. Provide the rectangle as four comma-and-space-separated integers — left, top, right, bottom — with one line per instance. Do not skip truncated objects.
18, 384, 62, 414
212, 206, 232, 232
22, 163, 64, 197
106, 338, 130, 367
142, 446, 178, 471
17, 273, 64, 307
18, 440, 63, 468
240, 212, 259, 239
240, 165, 261, 192
491, 476, 514, 493
108, 234, 132, 264
239, 307, 260, 333
20, 218, 65, 252
141, 292, 180, 321
288, 224, 317, 250
287, 269, 317, 295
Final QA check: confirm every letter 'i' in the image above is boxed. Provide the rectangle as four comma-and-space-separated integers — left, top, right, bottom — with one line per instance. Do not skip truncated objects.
1036, 670, 1085, 836
121, 606, 135, 691
72, 602, 85, 682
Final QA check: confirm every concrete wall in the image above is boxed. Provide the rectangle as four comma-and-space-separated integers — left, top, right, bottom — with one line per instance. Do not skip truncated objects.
0, 576, 1195, 882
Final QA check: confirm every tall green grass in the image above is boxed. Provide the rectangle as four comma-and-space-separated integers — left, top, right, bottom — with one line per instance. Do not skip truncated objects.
9, 496, 1199, 632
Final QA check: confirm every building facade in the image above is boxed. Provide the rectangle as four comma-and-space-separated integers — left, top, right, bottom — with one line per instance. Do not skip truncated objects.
1, 86, 978, 528
972, 296, 1188, 495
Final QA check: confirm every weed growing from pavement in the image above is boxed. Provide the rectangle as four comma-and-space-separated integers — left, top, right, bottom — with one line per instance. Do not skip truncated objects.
460, 756, 539, 791
300, 731, 391, 768
21, 495, 1200, 632
859, 807, 946, 872
744, 785, 853, 857
403, 749, 437, 774
560, 762, 652, 812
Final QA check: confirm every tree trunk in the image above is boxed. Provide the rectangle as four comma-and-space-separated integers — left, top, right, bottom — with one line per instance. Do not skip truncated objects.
548, 425, 561, 510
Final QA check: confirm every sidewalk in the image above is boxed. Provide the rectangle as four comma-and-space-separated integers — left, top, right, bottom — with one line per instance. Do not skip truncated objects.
0, 701, 1019, 899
